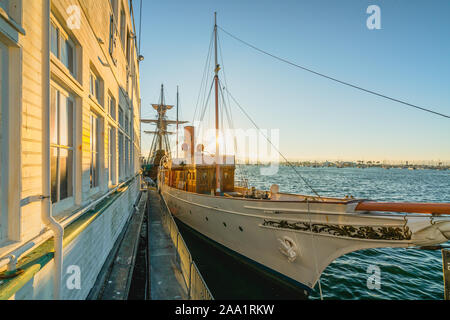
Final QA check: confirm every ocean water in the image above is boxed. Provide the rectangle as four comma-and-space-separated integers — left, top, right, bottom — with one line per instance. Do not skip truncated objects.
238, 165, 450, 300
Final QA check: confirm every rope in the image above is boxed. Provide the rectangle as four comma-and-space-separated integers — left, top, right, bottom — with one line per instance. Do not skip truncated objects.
218, 26, 450, 120
193, 30, 215, 123
220, 80, 322, 198
307, 200, 324, 300
199, 79, 215, 124
217, 33, 251, 184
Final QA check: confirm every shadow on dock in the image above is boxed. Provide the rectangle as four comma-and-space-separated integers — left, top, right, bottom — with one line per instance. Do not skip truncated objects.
148, 190, 188, 300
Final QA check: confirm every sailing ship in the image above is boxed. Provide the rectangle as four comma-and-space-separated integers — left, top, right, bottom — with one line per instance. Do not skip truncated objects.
142, 84, 188, 181
156, 14, 450, 294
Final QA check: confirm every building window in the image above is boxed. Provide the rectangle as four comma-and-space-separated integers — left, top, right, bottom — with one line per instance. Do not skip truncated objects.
108, 127, 116, 186
108, 94, 116, 120
120, 9, 126, 49
89, 70, 103, 106
124, 114, 129, 133
118, 132, 124, 180
50, 86, 74, 204
129, 116, 132, 135
126, 28, 131, 64
1, 0, 21, 25
50, 22, 59, 57
108, 14, 117, 63
125, 138, 129, 176
118, 106, 124, 128
50, 19, 76, 76
90, 112, 101, 189
0, 0, 8, 12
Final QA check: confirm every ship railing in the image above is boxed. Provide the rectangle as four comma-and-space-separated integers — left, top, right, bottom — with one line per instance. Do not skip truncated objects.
160, 203, 214, 300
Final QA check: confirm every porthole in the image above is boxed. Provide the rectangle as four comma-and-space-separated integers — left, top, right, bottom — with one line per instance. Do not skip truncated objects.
239, 226, 243, 232
223, 222, 227, 227
205, 217, 209, 221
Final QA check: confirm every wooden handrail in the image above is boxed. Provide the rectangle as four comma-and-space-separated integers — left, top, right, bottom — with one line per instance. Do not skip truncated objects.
355, 202, 450, 215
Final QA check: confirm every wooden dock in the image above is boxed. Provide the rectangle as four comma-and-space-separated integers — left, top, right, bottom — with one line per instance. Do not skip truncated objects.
88, 188, 198, 300
148, 189, 189, 299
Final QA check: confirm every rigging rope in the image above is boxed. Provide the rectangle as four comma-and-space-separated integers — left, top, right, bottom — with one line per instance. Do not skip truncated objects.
219, 83, 250, 186
193, 30, 215, 123
193, 22, 322, 197
218, 32, 251, 185
220, 79, 322, 198
307, 200, 324, 300
218, 26, 450, 120
199, 79, 215, 124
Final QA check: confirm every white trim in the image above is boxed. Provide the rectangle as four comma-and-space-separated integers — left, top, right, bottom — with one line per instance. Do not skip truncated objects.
49, 83, 76, 217
0, 40, 6, 242
50, 15, 77, 79
0, 37, 21, 242
89, 111, 101, 189
108, 125, 117, 187
0, 1, 24, 38
89, 69, 104, 107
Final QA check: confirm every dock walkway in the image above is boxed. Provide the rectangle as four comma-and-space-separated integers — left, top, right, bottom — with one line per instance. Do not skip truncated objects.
88, 188, 205, 300
148, 189, 188, 300
88, 189, 148, 300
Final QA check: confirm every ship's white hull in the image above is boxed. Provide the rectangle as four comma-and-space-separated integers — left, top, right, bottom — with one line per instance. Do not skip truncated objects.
161, 184, 450, 290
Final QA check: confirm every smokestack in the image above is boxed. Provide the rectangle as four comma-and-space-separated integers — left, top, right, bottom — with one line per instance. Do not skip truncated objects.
184, 126, 195, 163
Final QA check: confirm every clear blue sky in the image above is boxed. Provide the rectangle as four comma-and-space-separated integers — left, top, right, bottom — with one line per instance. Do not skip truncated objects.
137, 0, 450, 163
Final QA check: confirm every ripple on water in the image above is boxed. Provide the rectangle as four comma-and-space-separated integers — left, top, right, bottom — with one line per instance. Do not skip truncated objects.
243, 166, 450, 300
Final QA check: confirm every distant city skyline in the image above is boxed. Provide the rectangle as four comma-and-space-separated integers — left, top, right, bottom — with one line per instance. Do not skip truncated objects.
248, 158, 450, 165
137, 0, 450, 162
251, 158, 450, 164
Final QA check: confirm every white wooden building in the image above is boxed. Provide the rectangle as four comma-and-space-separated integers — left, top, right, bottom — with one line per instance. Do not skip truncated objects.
0, 0, 142, 299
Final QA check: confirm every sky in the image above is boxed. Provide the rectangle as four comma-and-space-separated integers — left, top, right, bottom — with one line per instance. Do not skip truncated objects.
136, 0, 450, 163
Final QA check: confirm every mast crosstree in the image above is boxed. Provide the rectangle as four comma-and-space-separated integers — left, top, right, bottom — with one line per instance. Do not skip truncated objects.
141, 84, 188, 173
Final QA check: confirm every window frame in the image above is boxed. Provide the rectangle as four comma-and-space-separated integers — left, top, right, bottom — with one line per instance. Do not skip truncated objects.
126, 27, 131, 65
119, 8, 126, 50
0, 26, 22, 245
0, 0, 22, 25
125, 137, 130, 176
0, 0, 9, 12
89, 111, 101, 190
108, 126, 116, 187
118, 131, 124, 181
108, 14, 117, 63
89, 70, 103, 106
50, 16, 77, 77
50, 83, 75, 213
108, 93, 116, 120
118, 105, 124, 128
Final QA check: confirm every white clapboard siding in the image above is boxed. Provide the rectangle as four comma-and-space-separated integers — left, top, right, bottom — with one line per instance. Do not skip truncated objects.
0, 0, 142, 299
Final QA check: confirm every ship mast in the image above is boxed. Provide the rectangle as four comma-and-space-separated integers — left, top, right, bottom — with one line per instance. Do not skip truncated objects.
159, 84, 164, 151
214, 12, 221, 193
141, 84, 188, 167
176, 86, 179, 159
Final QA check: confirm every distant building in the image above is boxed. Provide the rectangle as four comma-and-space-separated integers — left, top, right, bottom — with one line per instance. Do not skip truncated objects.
0, 0, 141, 299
